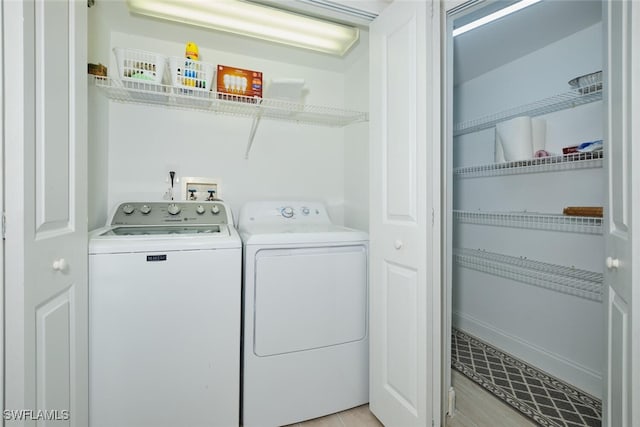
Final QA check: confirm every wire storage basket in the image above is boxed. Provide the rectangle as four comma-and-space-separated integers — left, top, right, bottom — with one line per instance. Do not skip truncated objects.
168, 56, 215, 107
169, 57, 215, 91
114, 48, 168, 84
113, 48, 169, 102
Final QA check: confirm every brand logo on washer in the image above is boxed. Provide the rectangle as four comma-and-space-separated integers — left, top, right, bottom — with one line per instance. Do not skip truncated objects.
146, 255, 167, 262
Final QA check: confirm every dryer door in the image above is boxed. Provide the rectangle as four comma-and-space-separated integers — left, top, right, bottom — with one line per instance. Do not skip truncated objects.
253, 245, 368, 357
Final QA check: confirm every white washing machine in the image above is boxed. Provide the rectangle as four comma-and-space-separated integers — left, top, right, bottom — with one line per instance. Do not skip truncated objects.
89, 201, 241, 427
239, 201, 369, 427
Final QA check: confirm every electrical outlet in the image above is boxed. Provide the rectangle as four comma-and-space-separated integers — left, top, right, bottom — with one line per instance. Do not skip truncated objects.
181, 177, 221, 201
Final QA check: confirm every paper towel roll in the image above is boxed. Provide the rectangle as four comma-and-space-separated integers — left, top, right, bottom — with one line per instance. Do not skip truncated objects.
495, 136, 506, 163
496, 116, 533, 161
532, 118, 547, 153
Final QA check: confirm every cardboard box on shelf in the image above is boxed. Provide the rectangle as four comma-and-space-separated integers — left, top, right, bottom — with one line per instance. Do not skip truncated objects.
216, 65, 263, 101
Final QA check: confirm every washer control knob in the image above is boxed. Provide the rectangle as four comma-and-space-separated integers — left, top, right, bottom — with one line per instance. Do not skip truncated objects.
122, 204, 135, 215
301, 207, 310, 216
281, 207, 294, 218
167, 203, 181, 215
140, 205, 151, 215
211, 205, 220, 215
196, 205, 205, 215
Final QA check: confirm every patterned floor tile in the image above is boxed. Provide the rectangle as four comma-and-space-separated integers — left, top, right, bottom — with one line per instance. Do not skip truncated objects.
452, 328, 602, 427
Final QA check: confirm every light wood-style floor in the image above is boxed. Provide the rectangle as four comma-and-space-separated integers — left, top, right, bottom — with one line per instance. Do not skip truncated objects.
291, 370, 536, 427
447, 370, 537, 427
290, 404, 383, 427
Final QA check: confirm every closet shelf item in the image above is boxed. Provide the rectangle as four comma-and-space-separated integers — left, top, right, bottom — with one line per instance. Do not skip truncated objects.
453, 248, 603, 302
453, 210, 603, 234
92, 76, 368, 127
454, 151, 603, 178
453, 86, 602, 137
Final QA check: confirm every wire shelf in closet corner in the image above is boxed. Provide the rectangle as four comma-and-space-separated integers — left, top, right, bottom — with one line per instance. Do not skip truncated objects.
453, 151, 603, 178
453, 248, 603, 302
92, 76, 368, 127
453, 210, 603, 234
453, 85, 603, 137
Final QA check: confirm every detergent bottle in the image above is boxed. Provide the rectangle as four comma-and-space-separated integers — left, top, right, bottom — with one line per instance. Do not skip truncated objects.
184, 42, 199, 87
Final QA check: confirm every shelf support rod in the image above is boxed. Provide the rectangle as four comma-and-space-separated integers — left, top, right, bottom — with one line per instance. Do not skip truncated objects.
245, 100, 264, 159
245, 116, 262, 159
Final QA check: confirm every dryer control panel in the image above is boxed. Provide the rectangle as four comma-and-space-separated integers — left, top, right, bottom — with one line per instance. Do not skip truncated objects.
239, 201, 331, 226
110, 201, 230, 226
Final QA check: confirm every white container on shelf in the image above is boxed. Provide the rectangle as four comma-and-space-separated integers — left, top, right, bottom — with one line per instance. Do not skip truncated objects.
113, 47, 168, 84
169, 57, 215, 92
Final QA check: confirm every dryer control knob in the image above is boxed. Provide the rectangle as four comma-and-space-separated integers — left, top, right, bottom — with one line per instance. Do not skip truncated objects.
167, 203, 181, 215
122, 204, 135, 215
140, 205, 151, 215
281, 207, 294, 218
301, 207, 310, 215
211, 205, 220, 215
196, 205, 205, 215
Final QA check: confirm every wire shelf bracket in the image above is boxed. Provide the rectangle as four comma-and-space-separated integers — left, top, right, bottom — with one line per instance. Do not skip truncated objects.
453, 86, 602, 137
453, 248, 603, 302
453, 210, 603, 234
454, 151, 603, 178
93, 76, 368, 157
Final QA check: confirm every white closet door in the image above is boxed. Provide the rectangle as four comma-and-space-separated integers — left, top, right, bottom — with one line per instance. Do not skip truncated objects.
369, 0, 441, 425
603, 1, 639, 426
3, 0, 88, 425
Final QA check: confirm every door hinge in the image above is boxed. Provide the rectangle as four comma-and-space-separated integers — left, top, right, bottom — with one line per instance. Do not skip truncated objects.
432, 208, 435, 226
2, 212, 6, 239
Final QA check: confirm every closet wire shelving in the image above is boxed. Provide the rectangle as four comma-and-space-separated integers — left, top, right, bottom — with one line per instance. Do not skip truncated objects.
453, 210, 603, 234
454, 151, 603, 178
453, 82, 603, 137
453, 248, 603, 302
92, 76, 368, 127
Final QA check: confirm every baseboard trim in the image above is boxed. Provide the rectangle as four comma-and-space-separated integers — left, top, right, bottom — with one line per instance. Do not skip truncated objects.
452, 311, 602, 398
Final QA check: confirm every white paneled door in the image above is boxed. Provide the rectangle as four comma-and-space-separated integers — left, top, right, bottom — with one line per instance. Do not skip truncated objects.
369, 1, 441, 425
603, 1, 639, 425
3, 0, 88, 425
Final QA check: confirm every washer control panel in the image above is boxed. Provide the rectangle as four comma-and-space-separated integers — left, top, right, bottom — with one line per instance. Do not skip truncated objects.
111, 202, 229, 226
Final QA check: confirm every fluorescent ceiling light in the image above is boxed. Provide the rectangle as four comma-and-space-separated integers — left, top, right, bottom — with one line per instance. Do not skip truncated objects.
453, 0, 542, 37
126, 0, 360, 56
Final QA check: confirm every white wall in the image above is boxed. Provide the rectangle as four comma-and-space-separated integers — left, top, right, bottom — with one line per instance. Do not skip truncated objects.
87, 1, 371, 228
343, 35, 370, 232
452, 22, 604, 397
454, 23, 603, 168
107, 31, 347, 223
87, 3, 111, 230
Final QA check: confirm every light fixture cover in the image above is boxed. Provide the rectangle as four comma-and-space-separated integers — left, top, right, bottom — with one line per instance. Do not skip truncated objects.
453, 0, 541, 37
126, 0, 360, 56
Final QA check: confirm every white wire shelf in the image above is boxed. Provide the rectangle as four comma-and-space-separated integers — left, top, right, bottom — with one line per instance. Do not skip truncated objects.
453, 248, 603, 302
92, 76, 368, 127
453, 84, 602, 137
453, 151, 603, 178
453, 210, 603, 234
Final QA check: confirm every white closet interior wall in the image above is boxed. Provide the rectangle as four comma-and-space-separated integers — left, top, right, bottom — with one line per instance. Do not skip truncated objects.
452, 22, 604, 398
87, 1, 370, 231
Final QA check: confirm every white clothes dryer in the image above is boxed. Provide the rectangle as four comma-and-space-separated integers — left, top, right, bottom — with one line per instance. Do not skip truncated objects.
89, 201, 241, 427
239, 201, 369, 427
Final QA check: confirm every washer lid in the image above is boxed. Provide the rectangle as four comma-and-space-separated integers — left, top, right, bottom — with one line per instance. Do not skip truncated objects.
103, 225, 223, 236
89, 224, 241, 254
240, 223, 368, 245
